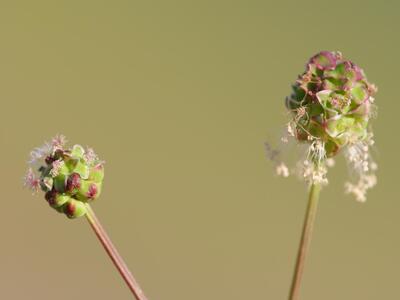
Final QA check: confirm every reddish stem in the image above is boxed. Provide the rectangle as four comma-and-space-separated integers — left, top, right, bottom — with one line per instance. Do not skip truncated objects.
288, 183, 321, 300
85, 204, 148, 300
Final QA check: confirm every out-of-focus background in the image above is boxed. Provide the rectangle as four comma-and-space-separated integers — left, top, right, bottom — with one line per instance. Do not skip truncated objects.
0, 1, 398, 299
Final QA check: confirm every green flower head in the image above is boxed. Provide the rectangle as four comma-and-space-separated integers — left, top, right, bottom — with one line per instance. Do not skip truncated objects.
24, 135, 105, 218
286, 51, 377, 156
268, 51, 378, 202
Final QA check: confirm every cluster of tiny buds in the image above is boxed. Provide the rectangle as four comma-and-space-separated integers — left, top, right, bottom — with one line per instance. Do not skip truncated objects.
24, 135, 105, 218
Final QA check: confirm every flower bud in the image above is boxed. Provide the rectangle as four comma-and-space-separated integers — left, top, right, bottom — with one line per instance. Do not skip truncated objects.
64, 199, 87, 219
24, 135, 105, 218
89, 164, 104, 183
77, 181, 101, 202
53, 174, 67, 193
66, 173, 81, 194
45, 190, 57, 206
54, 194, 70, 208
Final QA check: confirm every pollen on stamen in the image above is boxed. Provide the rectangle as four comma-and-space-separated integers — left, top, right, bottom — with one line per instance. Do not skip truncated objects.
287, 122, 295, 137
281, 136, 289, 143
326, 158, 335, 168
345, 174, 377, 202
276, 162, 290, 177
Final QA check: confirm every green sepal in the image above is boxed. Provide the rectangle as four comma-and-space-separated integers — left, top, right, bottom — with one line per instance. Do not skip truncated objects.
350, 83, 368, 104
351, 101, 370, 117
325, 62, 346, 79
54, 203, 67, 213
76, 181, 101, 202
65, 158, 79, 172
89, 165, 104, 183
71, 144, 85, 159
53, 174, 67, 193
40, 177, 53, 192
51, 194, 70, 208
324, 140, 339, 157
71, 160, 89, 179
326, 116, 355, 138
308, 103, 324, 117
316, 90, 331, 106
314, 54, 332, 69
323, 77, 343, 90
64, 199, 87, 219
39, 165, 52, 177
58, 163, 70, 175
307, 119, 325, 138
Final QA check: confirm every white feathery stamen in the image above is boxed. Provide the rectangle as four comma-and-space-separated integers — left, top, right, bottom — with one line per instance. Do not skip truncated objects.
276, 162, 290, 177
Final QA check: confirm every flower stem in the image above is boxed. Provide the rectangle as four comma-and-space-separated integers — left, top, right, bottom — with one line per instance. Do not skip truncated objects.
288, 183, 321, 300
85, 204, 148, 300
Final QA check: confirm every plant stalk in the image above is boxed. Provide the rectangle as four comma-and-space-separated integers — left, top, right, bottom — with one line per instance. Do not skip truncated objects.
85, 204, 148, 300
288, 183, 321, 300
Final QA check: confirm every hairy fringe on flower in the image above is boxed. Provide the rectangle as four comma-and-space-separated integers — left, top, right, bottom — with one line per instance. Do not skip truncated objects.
267, 51, 378, 201
23, 168, 40, 193
344, 135, 377, 202
29, 143, 52, 164
84, 147, 105, 167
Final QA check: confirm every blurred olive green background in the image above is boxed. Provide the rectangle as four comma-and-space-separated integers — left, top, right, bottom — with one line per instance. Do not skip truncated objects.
0, 1, 398, 299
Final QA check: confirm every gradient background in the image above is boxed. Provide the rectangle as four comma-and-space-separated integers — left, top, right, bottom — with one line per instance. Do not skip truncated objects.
1, 1, 398, 299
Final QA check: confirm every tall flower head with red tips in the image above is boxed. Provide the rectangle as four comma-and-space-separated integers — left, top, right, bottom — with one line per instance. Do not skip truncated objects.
24, 135, 105, 218
270, 51, 377, 201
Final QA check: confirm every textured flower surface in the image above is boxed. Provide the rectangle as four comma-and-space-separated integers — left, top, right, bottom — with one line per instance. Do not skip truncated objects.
268, 51, 377, 201
24, 135, 105, 218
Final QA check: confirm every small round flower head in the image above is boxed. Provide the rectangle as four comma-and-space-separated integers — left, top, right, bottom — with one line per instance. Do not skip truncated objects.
270, 51, 377, 201
24, 135, 105, 218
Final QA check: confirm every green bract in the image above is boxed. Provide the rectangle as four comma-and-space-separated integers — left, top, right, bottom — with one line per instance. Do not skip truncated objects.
286, 51, 376, 157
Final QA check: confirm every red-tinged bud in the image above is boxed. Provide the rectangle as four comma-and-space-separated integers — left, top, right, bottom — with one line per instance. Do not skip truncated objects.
89, 164, 104, 183
76, 181, 101, 202
87, 183, 98, 200
67, 173, 81, 193
45, 190, 57, 206
64, 199, 87, 219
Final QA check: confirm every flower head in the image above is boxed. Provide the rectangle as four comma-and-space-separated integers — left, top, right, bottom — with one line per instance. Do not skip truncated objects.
24, 135, 105, 218
270, 51, 377, 201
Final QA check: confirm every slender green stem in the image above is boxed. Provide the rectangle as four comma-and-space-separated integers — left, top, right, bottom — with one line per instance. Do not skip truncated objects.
85, 204, 148, 300
288, 183, 321, 300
